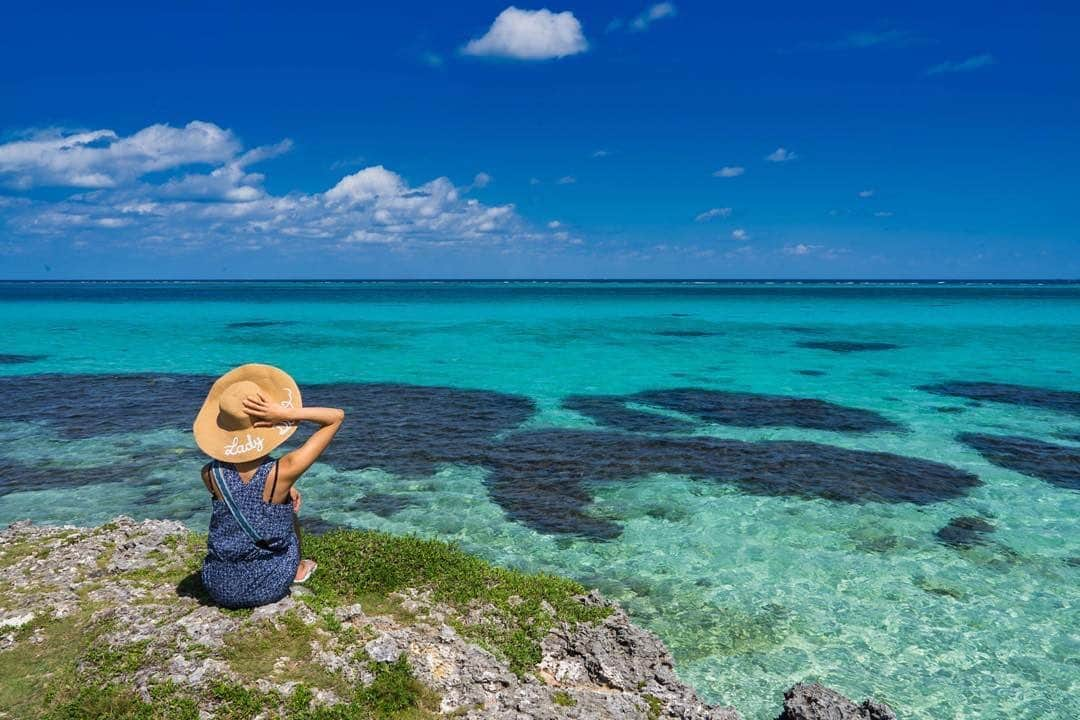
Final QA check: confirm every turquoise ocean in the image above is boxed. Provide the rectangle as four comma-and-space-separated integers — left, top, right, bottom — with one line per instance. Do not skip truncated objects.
0, 281, 1077, 719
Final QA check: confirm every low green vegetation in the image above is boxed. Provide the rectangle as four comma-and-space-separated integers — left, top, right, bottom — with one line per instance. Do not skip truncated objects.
1, 525, 610, 718
552, 690, 576, 707
303, 529, 611, 675
643, 693, 664, 720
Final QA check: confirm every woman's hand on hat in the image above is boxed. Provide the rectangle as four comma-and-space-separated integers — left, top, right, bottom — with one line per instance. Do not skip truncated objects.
243, 392, 294, 426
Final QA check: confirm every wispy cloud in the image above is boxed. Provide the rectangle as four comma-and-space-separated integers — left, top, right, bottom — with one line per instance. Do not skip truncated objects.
840, 28, 915, 49
783, 243, 846, 259
462, 7, 587, 60
926, 53, 995, 76
631, 3, 677, 32
695, 207, 732, 222
0, 120, 549, 255
858, 189, 874, 198
556, 175, 577, 184
421, 51, 445, 68
783, 27, 924, 53
608, 3, 677, 33
713, 166, 745, 178
731, 228, 749, 241
766, 147, 797, 163
591, 149, 611, 158
874, 211, 894, 217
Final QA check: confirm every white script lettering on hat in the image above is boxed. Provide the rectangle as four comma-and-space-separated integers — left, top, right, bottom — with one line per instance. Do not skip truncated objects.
224, 433, 265, 457
275, 388, 297, 436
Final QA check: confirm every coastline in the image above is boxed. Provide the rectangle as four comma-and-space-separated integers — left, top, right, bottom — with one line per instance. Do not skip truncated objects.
0, 517, 894, 720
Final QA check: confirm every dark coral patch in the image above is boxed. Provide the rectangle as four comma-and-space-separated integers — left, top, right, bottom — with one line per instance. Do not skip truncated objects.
795, 370, 826, 377
958, 433, 1080, 491
652, 330, 721, 338
226, 320, 298, 329
0, 373, 212, 439
0, 354, 46, 364
780, 325, 826, 335
563, 395, 696, 433
481, 429, 980, 538
796, 341, 901, 353
1054, 431, 1080, 443
349, 492, 419, 518
630, 388, 901, 433
935, 516, 995, 548
920, 381, 1080, 416
303, 381, 536, 476
934, 406, 966, 414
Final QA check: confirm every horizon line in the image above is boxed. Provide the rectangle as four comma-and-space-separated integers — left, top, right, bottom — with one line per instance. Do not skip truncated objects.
1, 277, 1079, 284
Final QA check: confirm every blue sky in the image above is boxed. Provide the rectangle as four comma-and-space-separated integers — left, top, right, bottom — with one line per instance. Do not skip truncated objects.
1, 1, 1077, 279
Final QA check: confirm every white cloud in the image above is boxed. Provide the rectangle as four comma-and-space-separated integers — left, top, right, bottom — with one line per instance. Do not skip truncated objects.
784, 243, 818, 256
529, 177, 542, 185
781, 243, 846, 259
548, 220, 562, 228
0, 121, 241, 189
926, 53, 995, 76
874, 211, 894, 217
695, 207, 732, 222
1, 121, 547, 255
766, 147, 797, 163
592, 149, 611, 158
472, 172, 493, 188
556, 175, 576, 184
631, 3, 677, 31
858, 189, 874, 198
713, 166, 744, 178
462, 7, 587, 60
731, 228, 749, 241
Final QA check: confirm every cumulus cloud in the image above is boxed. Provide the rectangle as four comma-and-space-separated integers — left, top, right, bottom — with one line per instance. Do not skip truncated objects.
713, 166, 744, 178
463, 7, 587, 60
858, 189, 874, 198
631, 3, 677, 31
0, 121, 240, 189
782, 243, 845, 259
926, 53, 995, 76
766, 147, 797, 163
731, 228, 749, 241
695, 207, 732, 222
0, 121, 545, 255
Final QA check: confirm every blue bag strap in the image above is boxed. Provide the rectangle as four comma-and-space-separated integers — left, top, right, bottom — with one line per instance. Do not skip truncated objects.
211, 461, 268, 548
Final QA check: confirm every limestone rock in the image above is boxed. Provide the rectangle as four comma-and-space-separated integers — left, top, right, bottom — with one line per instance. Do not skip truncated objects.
777, 683, 897, 720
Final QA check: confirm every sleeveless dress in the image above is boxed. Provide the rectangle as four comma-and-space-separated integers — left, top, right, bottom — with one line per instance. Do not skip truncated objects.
201, 458, 300, 608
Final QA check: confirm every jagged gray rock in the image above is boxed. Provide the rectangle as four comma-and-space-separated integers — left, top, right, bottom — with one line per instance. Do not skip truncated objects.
777, 683, 897, 720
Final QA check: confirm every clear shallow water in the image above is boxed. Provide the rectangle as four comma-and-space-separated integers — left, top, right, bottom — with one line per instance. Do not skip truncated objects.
1, 281, 1077, 719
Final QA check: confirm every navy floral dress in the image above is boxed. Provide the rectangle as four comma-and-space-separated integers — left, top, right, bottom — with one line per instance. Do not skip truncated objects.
201, 458, 300, 608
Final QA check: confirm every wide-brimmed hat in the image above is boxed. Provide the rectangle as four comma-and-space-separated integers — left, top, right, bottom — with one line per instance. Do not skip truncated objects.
193, 364, 302, 463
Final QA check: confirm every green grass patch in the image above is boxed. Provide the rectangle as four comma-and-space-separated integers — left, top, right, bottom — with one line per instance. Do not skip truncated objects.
303, 529, 610, 675
222, 611, 353, 698
552, 690, 576, 707
643, 693, 663, 720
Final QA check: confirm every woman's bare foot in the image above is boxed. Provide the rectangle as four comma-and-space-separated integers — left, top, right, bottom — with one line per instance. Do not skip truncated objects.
294, 559, 317, 583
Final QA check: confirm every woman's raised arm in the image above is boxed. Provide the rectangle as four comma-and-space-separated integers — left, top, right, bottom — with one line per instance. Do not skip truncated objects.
243, 393, 345, 481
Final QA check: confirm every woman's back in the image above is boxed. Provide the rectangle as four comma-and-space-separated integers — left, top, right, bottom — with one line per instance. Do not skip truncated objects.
202, 458, 299, 607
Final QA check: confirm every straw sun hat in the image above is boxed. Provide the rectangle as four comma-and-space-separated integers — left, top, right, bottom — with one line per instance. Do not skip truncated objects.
193, 364, 302, 463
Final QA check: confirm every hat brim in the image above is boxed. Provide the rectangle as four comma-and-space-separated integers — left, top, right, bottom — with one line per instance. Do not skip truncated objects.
193, 364, 302, 463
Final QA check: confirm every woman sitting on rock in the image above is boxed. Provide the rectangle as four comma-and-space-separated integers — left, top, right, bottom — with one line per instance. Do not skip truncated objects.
192, 364, 344, 608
